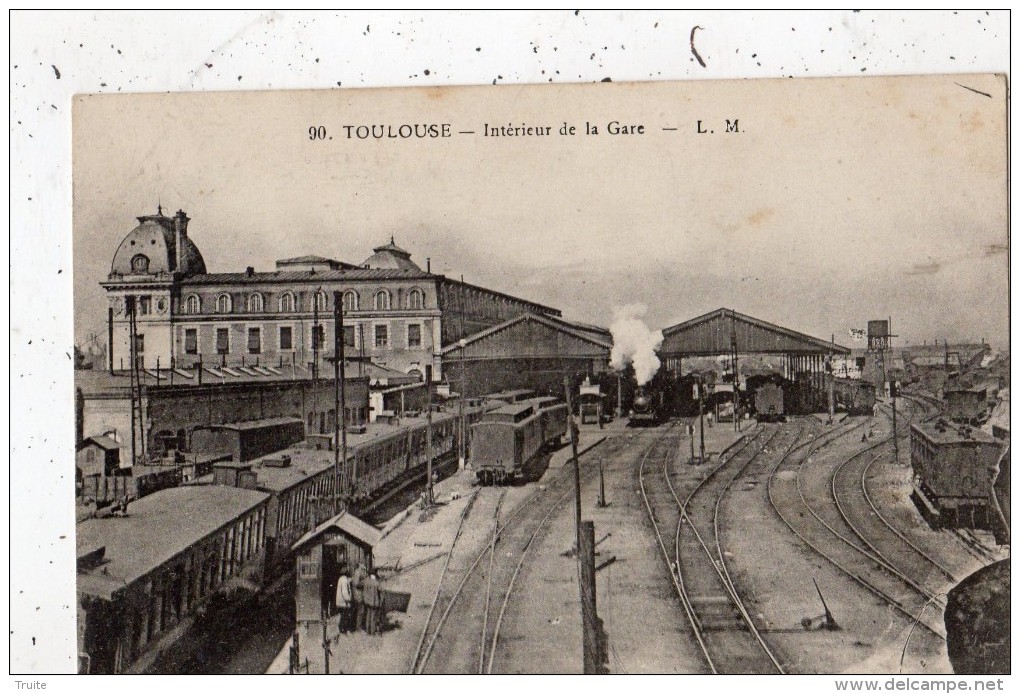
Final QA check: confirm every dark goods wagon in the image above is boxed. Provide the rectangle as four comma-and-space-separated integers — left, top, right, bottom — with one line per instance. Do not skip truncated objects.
471, 404, 544, 484
754, 382, 785, 422
945, 388, 989, 425
910, 420, 1004, 531
831, 377, 877, 416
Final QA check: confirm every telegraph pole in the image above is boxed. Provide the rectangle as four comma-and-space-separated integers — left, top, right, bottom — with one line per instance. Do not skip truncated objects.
731, 328, 740, 432
889, 316, 897, 462
312, 291, 320, 435
564, 373, 598, 672
332, 292, 345, 513
458, 339, 467, 470
425, 363, 435, 506
698, 374, 706, 462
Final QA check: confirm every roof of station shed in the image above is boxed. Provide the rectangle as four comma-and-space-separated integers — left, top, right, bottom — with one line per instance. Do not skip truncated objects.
660, 308, 850, 356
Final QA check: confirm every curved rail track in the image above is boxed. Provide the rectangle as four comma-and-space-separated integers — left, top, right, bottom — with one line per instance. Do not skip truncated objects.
767, 397, 949, 643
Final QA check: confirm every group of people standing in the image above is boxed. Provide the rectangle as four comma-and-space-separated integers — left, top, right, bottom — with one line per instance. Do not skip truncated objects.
334, 564, 384, 636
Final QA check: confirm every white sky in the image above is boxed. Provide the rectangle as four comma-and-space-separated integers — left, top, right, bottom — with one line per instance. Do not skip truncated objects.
72, 74, 1008, 349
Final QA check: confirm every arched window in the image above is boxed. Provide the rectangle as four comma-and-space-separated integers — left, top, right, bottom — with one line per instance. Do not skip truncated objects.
312, 291, 327, 313
407, 288, 425, 310
342, 290, 359, 312
246, 292, 264, 313
131, 254, 150, 274
278, 292, 296, 313
216, 293, 232, 314
373, 289, 391, 311
184, 294, 201, 314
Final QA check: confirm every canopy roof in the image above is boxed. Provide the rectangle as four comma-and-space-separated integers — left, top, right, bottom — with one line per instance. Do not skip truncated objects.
660, 308, 849, 357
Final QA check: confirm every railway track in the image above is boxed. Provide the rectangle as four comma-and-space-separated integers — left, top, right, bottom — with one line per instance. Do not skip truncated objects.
639, 420, 799, 673
836, 398, 960, 585
409, 432, 646, 674
767, 399, 949, 644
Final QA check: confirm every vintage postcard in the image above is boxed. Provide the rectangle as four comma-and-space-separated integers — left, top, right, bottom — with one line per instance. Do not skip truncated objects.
69, 75, 1008, 676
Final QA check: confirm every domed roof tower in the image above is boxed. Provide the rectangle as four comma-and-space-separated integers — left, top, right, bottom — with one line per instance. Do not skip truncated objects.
110, 207, 206, 278
361, 237, 421, 272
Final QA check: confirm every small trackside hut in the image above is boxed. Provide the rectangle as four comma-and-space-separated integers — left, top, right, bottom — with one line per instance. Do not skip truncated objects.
292, 512, 382, 624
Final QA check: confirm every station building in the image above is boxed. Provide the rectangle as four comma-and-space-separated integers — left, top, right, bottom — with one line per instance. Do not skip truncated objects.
81, 207, 614, 466
101, 207, 560, 382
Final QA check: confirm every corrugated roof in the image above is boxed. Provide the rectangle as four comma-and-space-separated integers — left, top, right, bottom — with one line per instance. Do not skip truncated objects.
661, 308, 850, 356
77, 486, 269, 594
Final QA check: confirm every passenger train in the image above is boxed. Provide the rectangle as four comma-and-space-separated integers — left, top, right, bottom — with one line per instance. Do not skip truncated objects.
77, 396, 505, 673
470, 396, 569, 484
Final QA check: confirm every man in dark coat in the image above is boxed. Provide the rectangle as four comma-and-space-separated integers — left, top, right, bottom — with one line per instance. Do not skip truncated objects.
351, 563, 368, 632
364, 572, 383, 635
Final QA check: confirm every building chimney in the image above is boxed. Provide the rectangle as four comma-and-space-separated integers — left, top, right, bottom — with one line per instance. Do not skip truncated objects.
427, 257, 431, 273
246, 266, 255, 277
174, 209, 189, 272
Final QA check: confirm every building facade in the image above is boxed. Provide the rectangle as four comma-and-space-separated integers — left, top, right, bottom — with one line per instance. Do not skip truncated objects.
101, 208, 560, 381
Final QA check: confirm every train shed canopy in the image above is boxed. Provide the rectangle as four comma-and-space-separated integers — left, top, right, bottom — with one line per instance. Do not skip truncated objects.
439, 312, 612, 362
660, 308, 850, 357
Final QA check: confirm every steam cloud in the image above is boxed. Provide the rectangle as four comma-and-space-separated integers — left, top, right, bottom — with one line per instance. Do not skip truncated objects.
610, 303, 662, 385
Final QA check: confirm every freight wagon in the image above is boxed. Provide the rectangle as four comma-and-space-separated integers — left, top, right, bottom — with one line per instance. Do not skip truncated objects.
910, 419, 1004, 531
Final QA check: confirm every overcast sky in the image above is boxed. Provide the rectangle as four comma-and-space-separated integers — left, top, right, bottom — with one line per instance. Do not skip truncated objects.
72, 74, 1008, 350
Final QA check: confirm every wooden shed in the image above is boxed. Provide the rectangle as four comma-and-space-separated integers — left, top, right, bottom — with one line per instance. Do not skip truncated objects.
76, 435, 122, 479
291, 512, 382, 623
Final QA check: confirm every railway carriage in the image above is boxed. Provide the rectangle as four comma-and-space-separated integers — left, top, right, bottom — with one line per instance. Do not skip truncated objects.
522, 396, 569, 446
487, 389, 535, 405
470, 403, 545, 484
910, 419, 1004, 531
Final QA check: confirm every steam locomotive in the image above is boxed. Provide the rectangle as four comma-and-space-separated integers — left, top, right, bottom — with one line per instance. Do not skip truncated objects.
629, 385, 666, 426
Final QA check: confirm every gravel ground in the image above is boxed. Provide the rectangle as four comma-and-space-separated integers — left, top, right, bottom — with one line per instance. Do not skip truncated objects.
719, 413, 991, 673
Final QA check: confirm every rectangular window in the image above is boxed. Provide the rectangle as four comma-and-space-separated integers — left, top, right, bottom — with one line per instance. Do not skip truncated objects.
135, 334, 144, 354
312, 325, 325, 350
216, 328, 229, 354
247, 327, 261, 354
343, 325, 355, 347
279, 326, 293, 351
139, 296, 151, 315
407, 324, 422, 348
184, 329, 198, 355
374, 325, 389, 347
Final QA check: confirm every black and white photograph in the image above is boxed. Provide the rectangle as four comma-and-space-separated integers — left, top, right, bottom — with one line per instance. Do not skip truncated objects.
10, 10, 1012, 684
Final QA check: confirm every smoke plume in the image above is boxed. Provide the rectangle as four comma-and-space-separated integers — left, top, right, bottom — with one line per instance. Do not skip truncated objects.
610, 303, 662, 385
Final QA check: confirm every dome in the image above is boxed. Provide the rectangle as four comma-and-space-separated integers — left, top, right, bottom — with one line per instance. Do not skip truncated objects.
110, 208, 207, 278
362, 237, 421, 271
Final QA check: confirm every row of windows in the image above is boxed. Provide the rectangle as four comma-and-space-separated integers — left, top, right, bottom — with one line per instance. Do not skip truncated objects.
183, 323, 425, 355
181, 288, 426, 315
124, 506, 266, 665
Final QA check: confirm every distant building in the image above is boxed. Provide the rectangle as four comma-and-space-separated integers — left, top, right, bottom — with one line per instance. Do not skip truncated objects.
75, 367, 371, 464
76, 435, 121, 478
